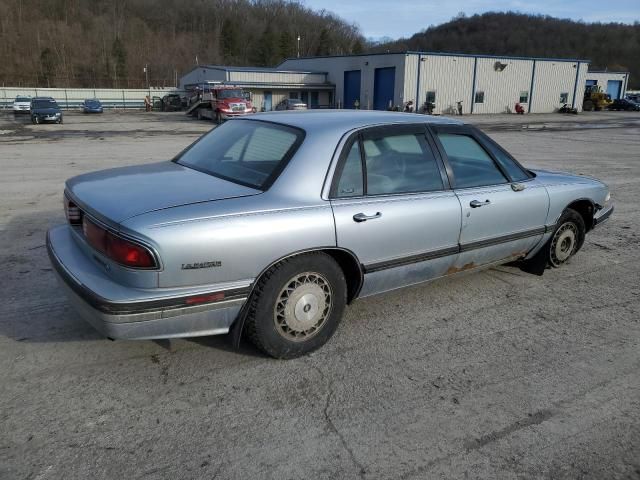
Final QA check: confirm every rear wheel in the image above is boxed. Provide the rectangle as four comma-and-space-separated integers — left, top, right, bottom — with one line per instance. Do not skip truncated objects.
244, 253, 347, 359
215, 111, 222, 125
547, 209, 586, 268
583, 100, 594, 111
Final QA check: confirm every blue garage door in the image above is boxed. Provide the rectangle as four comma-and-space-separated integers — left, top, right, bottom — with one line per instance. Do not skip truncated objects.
343, 70, 361, 109
607, 80, 622, 100
373, 67, 395, 110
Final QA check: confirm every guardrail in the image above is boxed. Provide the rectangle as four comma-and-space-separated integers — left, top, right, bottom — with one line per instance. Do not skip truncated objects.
1, 87, 184, 110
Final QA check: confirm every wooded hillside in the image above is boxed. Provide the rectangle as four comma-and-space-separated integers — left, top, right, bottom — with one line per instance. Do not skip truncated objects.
370, 12, 639, 88
0, 0, 364, 88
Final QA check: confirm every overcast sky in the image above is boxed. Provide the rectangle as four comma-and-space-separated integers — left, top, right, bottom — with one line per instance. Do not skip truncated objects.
300, 0, 639, 39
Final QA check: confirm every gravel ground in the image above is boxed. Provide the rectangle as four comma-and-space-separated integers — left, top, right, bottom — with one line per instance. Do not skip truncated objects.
1, 110, 639, 480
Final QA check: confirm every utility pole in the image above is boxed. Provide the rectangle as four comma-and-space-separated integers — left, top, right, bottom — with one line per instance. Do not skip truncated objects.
297, 35, 301, 58
144, 64, 149, 96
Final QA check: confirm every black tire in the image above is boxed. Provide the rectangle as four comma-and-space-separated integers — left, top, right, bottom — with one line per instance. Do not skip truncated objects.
32, 116, 39, 125
547, 208, 586, 268
196, 109, 203, 120
215, 111, 222, 125
244, 252, 347, 359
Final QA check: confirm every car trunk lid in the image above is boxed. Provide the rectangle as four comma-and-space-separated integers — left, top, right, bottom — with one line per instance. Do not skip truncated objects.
66, 161, 260, 225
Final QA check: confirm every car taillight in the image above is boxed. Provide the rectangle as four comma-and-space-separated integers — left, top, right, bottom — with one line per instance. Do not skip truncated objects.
64, 197, 82, 225
82, 217, 157, 269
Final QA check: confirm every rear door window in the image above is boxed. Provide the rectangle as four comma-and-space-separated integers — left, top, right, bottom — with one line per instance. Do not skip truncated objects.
363, 132, 444, 195
335, 141, 364, 197
436, 133, 507, 188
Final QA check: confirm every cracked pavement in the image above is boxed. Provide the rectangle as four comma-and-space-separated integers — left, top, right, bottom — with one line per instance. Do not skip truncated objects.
1, 111, 639, 479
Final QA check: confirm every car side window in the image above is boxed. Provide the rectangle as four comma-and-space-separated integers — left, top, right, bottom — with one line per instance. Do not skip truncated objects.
363, 133, 444, 195
489, 146, 529, 182
335, 141, 364, 197
436, 133, 507, 188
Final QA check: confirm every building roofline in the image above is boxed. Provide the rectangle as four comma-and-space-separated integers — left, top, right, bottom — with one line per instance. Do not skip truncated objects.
192, 64, 328, 75
587, 70, 630, 74
279, 51, 591, 65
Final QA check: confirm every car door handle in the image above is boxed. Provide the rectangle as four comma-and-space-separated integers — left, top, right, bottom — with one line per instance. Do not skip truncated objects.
353, 212, 382, 222
470, 199, 491, 208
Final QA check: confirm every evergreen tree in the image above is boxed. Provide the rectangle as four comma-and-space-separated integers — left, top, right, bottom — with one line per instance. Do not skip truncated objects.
253, 25, 279, 66
279, 30, 294, 60
111, 37, 127, 86
352, 39, 364, 54
315, 28, 331, 56
40, 48, 56, 87
221, 19, 240, 63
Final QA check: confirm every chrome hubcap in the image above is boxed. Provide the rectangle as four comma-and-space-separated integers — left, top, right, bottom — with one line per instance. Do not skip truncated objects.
550, 222, 577, 266
274, 272, 332, 341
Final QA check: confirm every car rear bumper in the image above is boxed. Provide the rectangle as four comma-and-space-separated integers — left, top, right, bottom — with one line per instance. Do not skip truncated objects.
593, 204, 614, 228
47, 225, 248, 340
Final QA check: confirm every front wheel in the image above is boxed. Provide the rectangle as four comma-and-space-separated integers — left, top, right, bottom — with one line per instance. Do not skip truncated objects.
547, 208, 586, 267
32, 116, 39, 124
215, 111, 222, 125
244, 253, 347, 359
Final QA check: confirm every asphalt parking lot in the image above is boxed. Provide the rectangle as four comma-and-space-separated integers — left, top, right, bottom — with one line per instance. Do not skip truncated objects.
1, 110, 639, 479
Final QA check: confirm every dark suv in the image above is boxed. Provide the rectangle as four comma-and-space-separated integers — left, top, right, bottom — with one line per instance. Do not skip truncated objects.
608, 98, 640, 111
31, 97, 63, 124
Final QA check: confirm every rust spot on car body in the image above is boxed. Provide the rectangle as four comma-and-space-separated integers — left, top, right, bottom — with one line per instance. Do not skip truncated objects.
446, 262, 476, 274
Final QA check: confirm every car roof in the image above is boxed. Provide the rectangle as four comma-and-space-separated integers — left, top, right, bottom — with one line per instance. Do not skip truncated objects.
32, 96, 55, 100
245, 110, 462, 134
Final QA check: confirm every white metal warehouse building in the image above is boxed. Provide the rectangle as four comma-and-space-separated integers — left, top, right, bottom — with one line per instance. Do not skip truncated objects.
179, 65, 334, 111
279, 52, 611, 114
178, 53, 630, 115
585, 71, 630, 100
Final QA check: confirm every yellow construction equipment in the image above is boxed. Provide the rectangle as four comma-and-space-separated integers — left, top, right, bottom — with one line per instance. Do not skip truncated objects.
583, 85, 612, 111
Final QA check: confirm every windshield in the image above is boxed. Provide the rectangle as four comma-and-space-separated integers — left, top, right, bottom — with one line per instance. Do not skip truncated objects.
33, 99, 58, 109
217, 89, 244, 99
85, 99, 101, 106
15, 96, 30, 102
176, 120, 303, 190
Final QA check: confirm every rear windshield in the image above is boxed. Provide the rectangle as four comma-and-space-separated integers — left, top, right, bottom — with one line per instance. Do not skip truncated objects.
15, 96, 30, 102
85, 99, 101, 105
175, 120, 303, 190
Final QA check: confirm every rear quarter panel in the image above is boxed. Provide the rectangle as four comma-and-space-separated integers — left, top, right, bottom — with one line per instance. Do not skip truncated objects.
121, 196, 336, 288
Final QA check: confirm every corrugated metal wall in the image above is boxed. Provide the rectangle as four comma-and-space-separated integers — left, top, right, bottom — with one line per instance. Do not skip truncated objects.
247, 89, 331, 111
228, 71, 326, 84
411, 54, 475, 114
179, 67, 225, 88
280, 54, 407, 109
1, 87, 179, 109
409, 54, 588, 114
530, 61, 583, 112
584, 72, 629, 98
473, 58, 532, 114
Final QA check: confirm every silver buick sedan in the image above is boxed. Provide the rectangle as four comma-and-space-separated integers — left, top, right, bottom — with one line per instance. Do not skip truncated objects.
47, 111, 614, 358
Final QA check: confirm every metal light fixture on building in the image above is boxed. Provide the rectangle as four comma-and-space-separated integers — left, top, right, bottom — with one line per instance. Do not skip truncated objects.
494, 61, 508, 72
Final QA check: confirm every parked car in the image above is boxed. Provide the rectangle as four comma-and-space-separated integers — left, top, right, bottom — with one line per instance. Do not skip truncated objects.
13, 95, 31, 114
47, 111, 613, 358
161, 93, 183, 112
82, 98, 103, 113
275, 98, 307, 111
608, 98, 640, 111
30, 97, 63, 124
